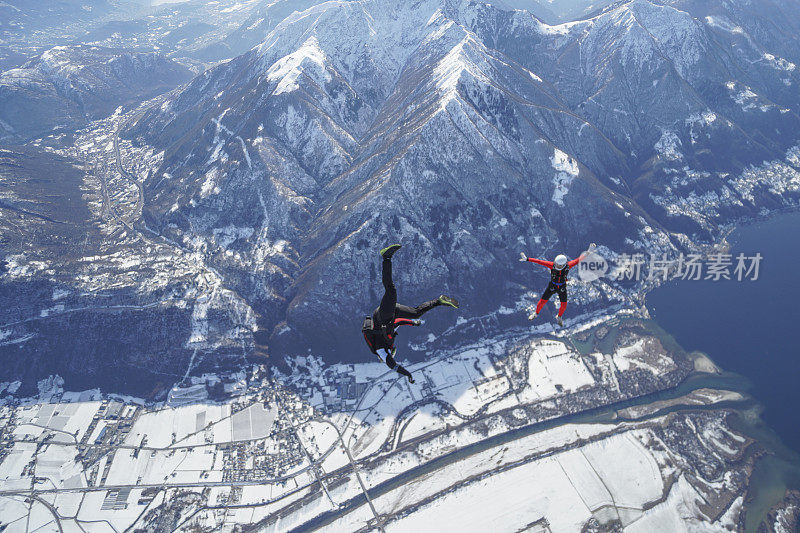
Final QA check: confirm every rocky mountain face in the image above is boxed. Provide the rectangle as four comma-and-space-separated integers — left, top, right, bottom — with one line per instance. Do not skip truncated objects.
125, 0, 800, 359
189, 0, 332, 62
0, 45, 193, 141
1, 0, 800, 395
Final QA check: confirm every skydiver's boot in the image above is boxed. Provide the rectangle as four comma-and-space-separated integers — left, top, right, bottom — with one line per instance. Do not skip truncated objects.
528, 311, 538, 321
557, 316, 564, 327
411, 319, 423, 326
380, 244, 401, 260
437, 295, 459, 309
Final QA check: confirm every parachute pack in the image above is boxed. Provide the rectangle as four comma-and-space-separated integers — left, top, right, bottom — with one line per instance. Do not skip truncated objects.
362, 316, 380, 355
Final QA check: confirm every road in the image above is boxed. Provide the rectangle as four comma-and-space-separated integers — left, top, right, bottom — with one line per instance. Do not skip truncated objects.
112, 123, 144, 222
97, 119, 138, 233
291, 376, 755, 531
108, 105, 257, 382
319, 416, 385, 531
0, 361, 753, 532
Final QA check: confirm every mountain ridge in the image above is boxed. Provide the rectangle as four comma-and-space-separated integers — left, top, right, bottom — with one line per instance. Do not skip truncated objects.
1, 0, 799, 393
120, 0, 800, 360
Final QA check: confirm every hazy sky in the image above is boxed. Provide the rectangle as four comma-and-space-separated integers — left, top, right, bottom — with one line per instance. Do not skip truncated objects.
145, 0, 610, 23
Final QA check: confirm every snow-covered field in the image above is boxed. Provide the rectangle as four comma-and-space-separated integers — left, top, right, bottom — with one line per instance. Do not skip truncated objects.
0, 315, 761, 531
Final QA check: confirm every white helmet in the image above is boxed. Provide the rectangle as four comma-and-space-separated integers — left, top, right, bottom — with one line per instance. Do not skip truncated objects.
554, 254, 568, 270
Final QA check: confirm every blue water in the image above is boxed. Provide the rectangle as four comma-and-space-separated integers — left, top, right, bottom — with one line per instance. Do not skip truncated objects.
647, 210, 800, 453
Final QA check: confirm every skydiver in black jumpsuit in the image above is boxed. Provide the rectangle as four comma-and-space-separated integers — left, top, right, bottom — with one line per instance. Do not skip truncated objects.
362, 244, 459, 383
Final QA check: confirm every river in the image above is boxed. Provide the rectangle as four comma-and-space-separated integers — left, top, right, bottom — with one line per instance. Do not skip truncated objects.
291, 367, 759, 532
294, 211, 800, 531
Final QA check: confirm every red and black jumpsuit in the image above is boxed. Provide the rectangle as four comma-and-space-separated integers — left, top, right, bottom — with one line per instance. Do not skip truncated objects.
370, 257, 440, 378
526, 254, 586, 317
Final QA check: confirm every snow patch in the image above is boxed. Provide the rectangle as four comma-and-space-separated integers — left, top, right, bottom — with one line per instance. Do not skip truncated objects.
786, 145, 800, 168
762, 53, 796, 72
727, 82, 771, 112
550, 148, 579, 206
685, 110, 717, 143
213, 226, 255, 248
704, 15, 745, 35
655, 130, 683, 160
52, 288, 70, 301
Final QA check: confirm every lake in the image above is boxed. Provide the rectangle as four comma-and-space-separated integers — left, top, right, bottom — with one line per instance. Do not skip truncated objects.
647, 209, 800, 453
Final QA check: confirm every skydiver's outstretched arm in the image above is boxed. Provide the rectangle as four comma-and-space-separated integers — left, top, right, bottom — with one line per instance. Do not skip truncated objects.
567, 255, 585, 268
393, 317, 422, 327
519, 252, 554, 268
529, 257, 555, 267
567, 242, 597, 267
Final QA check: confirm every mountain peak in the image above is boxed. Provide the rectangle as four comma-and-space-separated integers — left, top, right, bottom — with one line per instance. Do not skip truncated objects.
118, 0, 800, 361
265, 35, 330, 96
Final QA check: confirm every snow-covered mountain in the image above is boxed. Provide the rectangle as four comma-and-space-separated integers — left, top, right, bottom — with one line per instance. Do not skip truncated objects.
122, 0, 800, 360
3, 2, 800, 529
1, 0, 800, 394
0, 45, 193, 141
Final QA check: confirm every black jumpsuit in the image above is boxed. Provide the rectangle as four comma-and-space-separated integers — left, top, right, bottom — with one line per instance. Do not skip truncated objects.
371, 258, 439, 375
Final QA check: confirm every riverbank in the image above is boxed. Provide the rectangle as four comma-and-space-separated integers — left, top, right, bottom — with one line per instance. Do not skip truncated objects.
291, 316, 775, 532
645, 210, 800, 531
647, 209, 800, 452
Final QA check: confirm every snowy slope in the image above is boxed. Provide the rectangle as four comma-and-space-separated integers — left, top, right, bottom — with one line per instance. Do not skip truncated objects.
2, 0, 800, 392
0, 45, 193, 141
116, 0, 800, 362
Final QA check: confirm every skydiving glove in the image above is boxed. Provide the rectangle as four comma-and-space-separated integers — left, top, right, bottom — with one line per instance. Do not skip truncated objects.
519, 252, 527, 261
411, 319, 423, 326
587, 242, 597, 254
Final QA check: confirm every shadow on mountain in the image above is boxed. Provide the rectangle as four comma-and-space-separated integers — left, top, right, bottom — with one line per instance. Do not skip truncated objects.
0, 145, 252, 399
